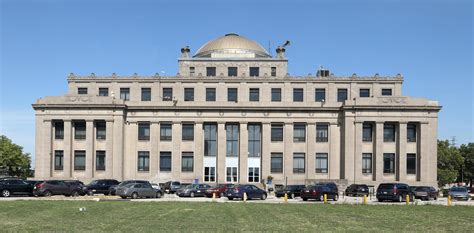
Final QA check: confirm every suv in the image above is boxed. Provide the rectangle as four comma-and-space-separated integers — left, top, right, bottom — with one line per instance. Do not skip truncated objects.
315, 182, 339, 195
109, 180, 148, 196
345, 184, 369, 197
164, 181, 181, 194
0, 178, 34, 197
275, 185, 306, 199
33, 180, 84, 197
301, 185, 338, 201
85, 179, 120, 195
376, 183, 414, 202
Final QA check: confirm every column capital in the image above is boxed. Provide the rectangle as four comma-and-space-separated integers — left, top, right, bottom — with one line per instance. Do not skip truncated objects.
261, 122, 271, 125
43, 119, 52, 123
105, 119, 114, 123
217, 121, 226, 125
354, 120, 364, 124
398, 121, 408, 124
150, 121, 160, 124
63, 119, 72, 122
85, 119, 94, 122
307, 122, 316, 125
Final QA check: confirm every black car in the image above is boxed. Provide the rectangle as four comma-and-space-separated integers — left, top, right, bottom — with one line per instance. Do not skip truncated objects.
226, 185, 267, 201
315, 182, 339, 195
301, 185, 339, 201
275, 185, 306, 199
0, 178, 34, 197
109, 180, 148, 196
25, 180, 44, 187
33, 180, 84, 197
345, 184, 369, 197
85, 179, 120, 195
376, 183, 414, 202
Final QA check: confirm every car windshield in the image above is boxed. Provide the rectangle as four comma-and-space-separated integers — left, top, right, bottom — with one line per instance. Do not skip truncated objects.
378, 184, 394, 190
89, 181, 99, 185
451, 187, 467, 192
415, 187, 430, 191
119, 181, 133, 187
171, 182, 180, 185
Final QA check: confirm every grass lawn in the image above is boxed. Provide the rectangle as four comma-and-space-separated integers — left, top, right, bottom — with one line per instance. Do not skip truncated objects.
0, 201, 473, 232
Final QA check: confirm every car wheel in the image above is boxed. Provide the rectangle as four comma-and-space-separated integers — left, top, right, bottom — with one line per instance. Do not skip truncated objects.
228, 197, 233, 201
302, 198, 308, 201
131, 192, 139, 199
43, 190, 52, 197
319, 194, 325, 201
120, 196, 127, 199
1, 189, 11, 197
190, 192, 195, 198
219, 193, 223, 198
261, 194, 267, 200
71, 190, 80, 197
434, 196, 437, 200
88, 191, 94, 196
156, 192, 162, 198
333, 194, 339, 201
291, 193, 295, 199
398, 195, 403, 202
377, 198, 383, 202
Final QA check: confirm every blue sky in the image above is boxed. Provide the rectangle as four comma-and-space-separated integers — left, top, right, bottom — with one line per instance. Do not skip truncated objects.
1, 0, 473, 164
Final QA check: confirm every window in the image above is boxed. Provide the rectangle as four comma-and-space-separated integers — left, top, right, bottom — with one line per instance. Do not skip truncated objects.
362, 123, 373, 142
407, 153, 417, 174
407, 123, 417, 142
54, 150, 63, 170
74, 121, 86, 140
54, 121, 64, 139
271, 88, 281, 102
182, 123, 194, 141
98, 88, 109, 96
360, 89, 370, 97
316, 124, 328, 142
293, 123, 306, 142
78, 88, 88, 95
206, 67, 216, 77
159, 152, 171, 171
227, 88, 238, 102
293, 153, 305, 173
74, 150, 86, 171
160, 123, 172, 141
315, 88, 326, 102
96, 151, 106, 171
362, 153, 372, 174
383, 153, 395, 173
271, 67, 276, 77
337, 89, 348, 102
382, 88, 393, 96
248, 167, 260, 182
138, 123, 150, 140
293, 88, 304, 102
271, 124, 283, 142
226, 167, 238, 182
271, 153, 283, 173
138, 151, 150, 172
384, 123, 396, 142
228, 67, 237, 77
316, 153, 328, 173
181, 152, 194, 172
248, 124, 261, 157
204, 167, 216, 182
96, 121, 106, 140
162, 88, 173, 101
206, 88, 216, 101
204, 124, 217, 156
249, 67, 259, 77
141, 88, 151, 101
189, 67, 195, 76
226, 124, 239, 157
120, 88, 130, 101
249, 88, 259, 102
184, 88, 194, 101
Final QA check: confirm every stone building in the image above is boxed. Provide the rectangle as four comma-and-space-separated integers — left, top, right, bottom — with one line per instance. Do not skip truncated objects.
32, 33, 441, 188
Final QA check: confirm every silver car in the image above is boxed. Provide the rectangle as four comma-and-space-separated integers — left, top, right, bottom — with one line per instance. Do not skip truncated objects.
116, 182, 163, 199
448, 187, 470, 201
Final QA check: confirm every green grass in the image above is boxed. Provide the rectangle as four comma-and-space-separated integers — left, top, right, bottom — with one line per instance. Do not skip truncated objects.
0, 201, 473, 232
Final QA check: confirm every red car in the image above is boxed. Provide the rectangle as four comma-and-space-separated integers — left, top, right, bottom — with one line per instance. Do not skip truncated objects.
205, 184, 235, 198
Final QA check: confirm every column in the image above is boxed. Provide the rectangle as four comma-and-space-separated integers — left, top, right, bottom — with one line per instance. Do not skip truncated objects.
85, 120, 94, 178
261, 122, 271, 183
150, 121, 160, 177
283, 123, 293, 183
307, 123, 316, 178
374, 122, 384, 182
63, 120, 72, 178
343, 116, 355, 181
112, 114, 124, 180
354, 121, 363, 182
217, 122, 226, 183
239, 122, 248, 183
419, 122, 430, 183
329, 122, 340, 180
105, 120, 114, 178
195, 122, 204, 183
397, 122, 407, 182
43, 120, 53, 178
172, 122, 181, 179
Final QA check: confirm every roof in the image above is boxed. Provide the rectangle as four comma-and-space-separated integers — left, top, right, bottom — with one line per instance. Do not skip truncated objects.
193, 33, 271, 58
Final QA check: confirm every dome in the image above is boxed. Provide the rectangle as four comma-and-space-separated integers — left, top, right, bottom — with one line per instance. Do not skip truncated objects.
193, 33, 271, 58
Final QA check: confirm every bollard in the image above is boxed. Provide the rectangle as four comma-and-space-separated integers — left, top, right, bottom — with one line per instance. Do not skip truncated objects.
447, 195, 452, 206
212, 192, 216, 202
284, 193, 288, 203
324, 194, 327, 204
243, 192, 247, 203
363, 195, 367, 205
406, 194, 410, 205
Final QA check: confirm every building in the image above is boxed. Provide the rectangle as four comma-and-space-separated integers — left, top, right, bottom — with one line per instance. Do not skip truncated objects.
32, 33, 441, 188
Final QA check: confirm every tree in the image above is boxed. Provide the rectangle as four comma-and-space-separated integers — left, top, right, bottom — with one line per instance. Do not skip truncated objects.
0, 135, 32, 178
459, 143, 474, 188
437, 140, 463, 187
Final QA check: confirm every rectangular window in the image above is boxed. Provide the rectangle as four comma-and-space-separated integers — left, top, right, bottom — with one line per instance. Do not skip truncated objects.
362, 123, 373, 142
206, 88, 216, 101
74, 150, 86, 171
96, 150, 106, 171
362, 153, 372, 174
248, 124, 261, 157
206, 67, 216, 77
293, 123, 306, 142
360, 89, 370, 97
383, 123, 396, 142
228, 67, 237, 77
160, 123, 172, 141
271, 153, 283, 173
316, 124, 329, 142
120, 88, 130, 101
138, 122, 150, 140
315, 88, 326, 102
337, 89, 348, 102
138, 151, 150, 172
182, 123, 194, 141
407, 153, 417, 174
226, 124, 239, 157
407, 123, 417, 142
54, 150, 63, 170
271, 67, 276, 77
226, 167, 238, 182
227, 88, 238, 102
271, 124, 283, 142
204, 124, 217, 156
98, 88, 109, 96
249, 67, 259, 77
248, 167, 260, 182
159, 152, 171, 171
54, 121, 64, 139
184, 88, 194, 101
96, 121, 106, 140
271, 88, 281, 102
74, 121, 86, 140
78, 87, 88, 95
141, 88, 151, 101
315, 153, 328, 173
249, 88, 260, 102
383, 153, 395, 173
293, 153, 305, 173
181, 152, 194, 172
382, 88, 393, 96
189, 67, 195, 76
162, 88, 173, 101
204, 167, 216, 182
293, 88, 304, 102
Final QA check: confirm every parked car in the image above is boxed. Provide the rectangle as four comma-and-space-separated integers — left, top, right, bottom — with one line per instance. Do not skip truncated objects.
151, 183, 161, 190
163, 181, 181, 194
108, 180, 148, 196
376, 183, 414, 202
345, 184, 369, 197
412, 186, 438, 200
205, 184, 235, 198
64, 180, 87, 195
226, 184, 267, 201
85, 179, 120, 195
25, 180, 44, 187
33, 180, 84, 197
0, 178, 34, 197
315, 182, 339, 195
117, 182, 163, 199
275, 185, 306, 199
301, 185, 338, 201
176, 184, 211, 197
448, 187, 470, 201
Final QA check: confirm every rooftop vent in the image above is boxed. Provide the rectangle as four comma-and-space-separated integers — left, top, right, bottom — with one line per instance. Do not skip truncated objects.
316, 67, 330, 77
